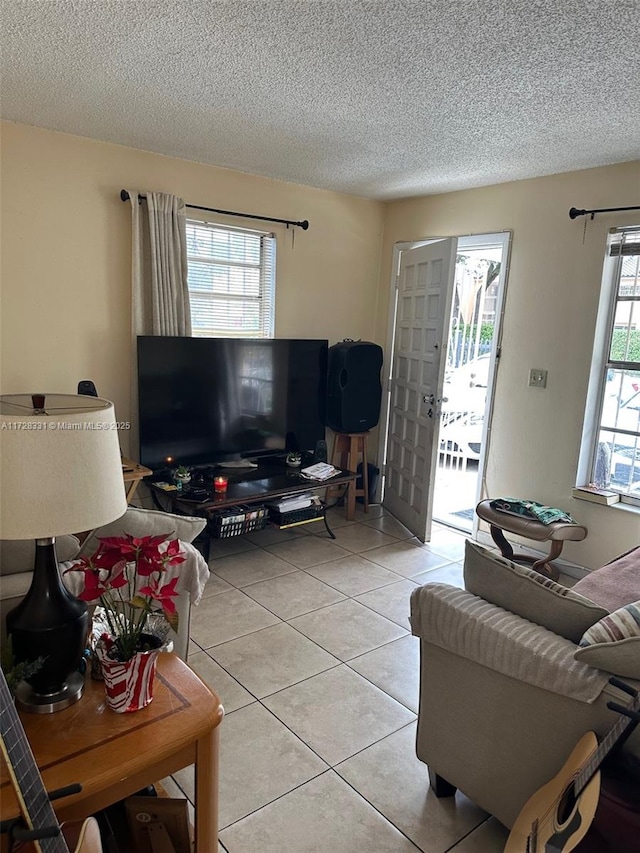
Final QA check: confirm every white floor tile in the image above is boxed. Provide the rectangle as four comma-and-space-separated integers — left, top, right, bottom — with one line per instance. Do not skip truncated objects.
208, 537, 258, 560
201, 572, 235, 598
362, 513, 414, 539
262, 665, 415, 766
263, 535, 352, 569
324, 522, 401, 553
241, 570, 346, 619
210, 548, 299, 587
448, 817, 509, 851
183, 512, 519, 852
336, 723, 489, 852
411, 560, 464, 587
288, 598, 407, 661
219, 770, 422, 852
354, 578, 419, 628
187, 649, 256, 713
158, 774, 189, 800
304, 553, 403, 596
218, 703, 328, 829
363, 540, 453, 578
177, 702, 328, 830
426, 528, 468, 562
209, 622, 339, 698
189, 588, 280, 648
347, 634, 420, 712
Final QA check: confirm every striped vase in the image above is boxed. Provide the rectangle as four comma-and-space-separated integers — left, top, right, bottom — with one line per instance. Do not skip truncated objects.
96, 636, 171, 713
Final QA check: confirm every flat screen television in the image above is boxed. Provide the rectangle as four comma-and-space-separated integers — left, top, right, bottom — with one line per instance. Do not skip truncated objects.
137, 336, 328, 470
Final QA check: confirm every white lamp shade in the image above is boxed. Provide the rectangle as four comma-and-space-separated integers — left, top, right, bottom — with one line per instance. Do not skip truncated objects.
0, 393, 128, 539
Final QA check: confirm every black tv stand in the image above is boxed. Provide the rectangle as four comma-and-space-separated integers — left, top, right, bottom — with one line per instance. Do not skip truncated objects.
149, 462, 356, 561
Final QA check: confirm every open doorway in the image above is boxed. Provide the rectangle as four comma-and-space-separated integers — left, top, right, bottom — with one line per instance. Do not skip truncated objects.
377, 231, 510, 542
432, 233, 510, 532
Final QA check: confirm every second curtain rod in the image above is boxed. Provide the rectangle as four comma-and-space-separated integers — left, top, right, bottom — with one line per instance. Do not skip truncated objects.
569, 204, 640, 220
120, 189, 309, 231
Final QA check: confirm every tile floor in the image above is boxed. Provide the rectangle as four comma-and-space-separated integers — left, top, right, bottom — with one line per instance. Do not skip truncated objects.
163, 505, 511, 852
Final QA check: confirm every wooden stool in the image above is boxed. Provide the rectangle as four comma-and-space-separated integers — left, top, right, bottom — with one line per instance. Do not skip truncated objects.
476, 499, 588, 581
329, 431, 370, 516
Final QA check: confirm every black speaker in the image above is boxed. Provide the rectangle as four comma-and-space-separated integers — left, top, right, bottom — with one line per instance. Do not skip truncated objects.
78, 380, 98, 397
325, 341, 383, 433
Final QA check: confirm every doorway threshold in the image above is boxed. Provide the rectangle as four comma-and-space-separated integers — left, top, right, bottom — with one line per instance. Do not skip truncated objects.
432, 460, 477, 533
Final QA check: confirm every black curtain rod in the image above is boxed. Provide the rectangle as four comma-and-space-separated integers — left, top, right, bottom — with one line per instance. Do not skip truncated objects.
569, 204, 640, 220
120, 189, 309, 230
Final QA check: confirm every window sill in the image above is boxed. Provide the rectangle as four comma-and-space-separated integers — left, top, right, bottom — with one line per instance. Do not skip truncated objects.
611, 500, 640, 516
571, 486, 619, 506
572, 487, 640, 515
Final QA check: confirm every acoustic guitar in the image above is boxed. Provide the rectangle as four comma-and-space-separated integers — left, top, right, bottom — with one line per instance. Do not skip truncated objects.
505, 677, 640, 853
0, 668, 102, 853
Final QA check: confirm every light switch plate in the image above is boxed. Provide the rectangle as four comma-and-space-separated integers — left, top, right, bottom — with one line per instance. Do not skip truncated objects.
529, 368, 547, 388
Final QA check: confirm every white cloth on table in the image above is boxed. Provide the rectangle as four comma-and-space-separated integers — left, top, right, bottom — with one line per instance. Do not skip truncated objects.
61, 539, 209, 606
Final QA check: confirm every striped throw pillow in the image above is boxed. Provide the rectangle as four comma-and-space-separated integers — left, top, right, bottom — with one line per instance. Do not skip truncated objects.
579, 601, 640, 646
574, 600, 640, 679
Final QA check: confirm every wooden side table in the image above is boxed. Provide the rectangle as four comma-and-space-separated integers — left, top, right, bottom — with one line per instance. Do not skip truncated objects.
0, 654, 223, 852
121, 456, 152, 503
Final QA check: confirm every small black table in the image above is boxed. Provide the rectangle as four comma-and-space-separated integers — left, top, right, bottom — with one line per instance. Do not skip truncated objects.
149, 463, 356, 561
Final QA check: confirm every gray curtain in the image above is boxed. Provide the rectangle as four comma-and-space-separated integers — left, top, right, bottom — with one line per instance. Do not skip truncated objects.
127, 189, 192, 461
129, 190, 191, 336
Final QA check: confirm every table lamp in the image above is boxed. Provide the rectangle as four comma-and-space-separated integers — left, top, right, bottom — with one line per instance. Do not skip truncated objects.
0, 393, 128, 712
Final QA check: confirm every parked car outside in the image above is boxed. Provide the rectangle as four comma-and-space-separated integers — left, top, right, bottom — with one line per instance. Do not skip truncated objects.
439, 355, 490, 462
598, 372, 640, 492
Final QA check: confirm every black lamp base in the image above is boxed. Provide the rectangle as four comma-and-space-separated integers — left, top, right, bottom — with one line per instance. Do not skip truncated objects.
6, 538, 89, 714
14, 670, 84, 714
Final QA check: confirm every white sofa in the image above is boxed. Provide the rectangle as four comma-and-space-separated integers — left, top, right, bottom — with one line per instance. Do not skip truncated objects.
1, 507, 209, 660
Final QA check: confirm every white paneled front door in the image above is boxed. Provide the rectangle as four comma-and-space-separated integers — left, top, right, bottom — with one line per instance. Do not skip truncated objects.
382, 239, 457, 541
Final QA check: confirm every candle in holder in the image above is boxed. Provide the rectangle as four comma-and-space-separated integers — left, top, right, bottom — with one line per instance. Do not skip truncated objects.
214, 475, 228, 494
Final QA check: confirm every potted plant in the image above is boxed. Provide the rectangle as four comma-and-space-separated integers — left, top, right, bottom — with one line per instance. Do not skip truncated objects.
64, 533, 184, 712
1, 637, 44, 697
173, 465, 191, 488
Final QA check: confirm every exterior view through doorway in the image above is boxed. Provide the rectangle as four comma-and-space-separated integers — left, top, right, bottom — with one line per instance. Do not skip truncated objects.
379, 232, 510, 542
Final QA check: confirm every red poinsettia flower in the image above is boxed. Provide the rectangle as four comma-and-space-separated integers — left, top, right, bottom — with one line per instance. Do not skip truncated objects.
137, 575, 180, 629
73, 564, 109, 602
67, 555, 128, 601
64, 532, 185, 660
159, 538, 185, 568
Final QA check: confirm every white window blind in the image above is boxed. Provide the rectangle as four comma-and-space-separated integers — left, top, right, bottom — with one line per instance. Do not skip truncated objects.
186, 219, 275, 338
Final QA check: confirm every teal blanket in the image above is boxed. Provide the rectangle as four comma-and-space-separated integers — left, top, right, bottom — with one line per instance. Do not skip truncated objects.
489, 497, 576, 525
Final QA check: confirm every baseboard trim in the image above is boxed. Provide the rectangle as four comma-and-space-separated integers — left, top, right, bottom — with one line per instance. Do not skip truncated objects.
474, 530, 588, 579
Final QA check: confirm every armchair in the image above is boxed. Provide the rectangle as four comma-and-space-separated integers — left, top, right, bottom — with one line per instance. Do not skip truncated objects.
409, 542, 640, 829
1, 507, 209, 661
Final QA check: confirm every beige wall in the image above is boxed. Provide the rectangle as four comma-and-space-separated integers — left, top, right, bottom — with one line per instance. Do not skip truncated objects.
2, 120, 638, 567
378, 162, 640, 568
0, 121, 384, 456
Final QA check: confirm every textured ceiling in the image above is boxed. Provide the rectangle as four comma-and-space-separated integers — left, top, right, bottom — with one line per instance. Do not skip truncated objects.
1, 0, 639, 200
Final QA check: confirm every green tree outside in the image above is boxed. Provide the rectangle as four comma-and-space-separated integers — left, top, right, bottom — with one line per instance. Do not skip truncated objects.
610, 329, 640, 363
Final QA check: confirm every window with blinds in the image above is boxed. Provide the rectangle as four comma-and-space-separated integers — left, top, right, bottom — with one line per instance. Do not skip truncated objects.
186, 219, 275, 338
578, 227, 640, 504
